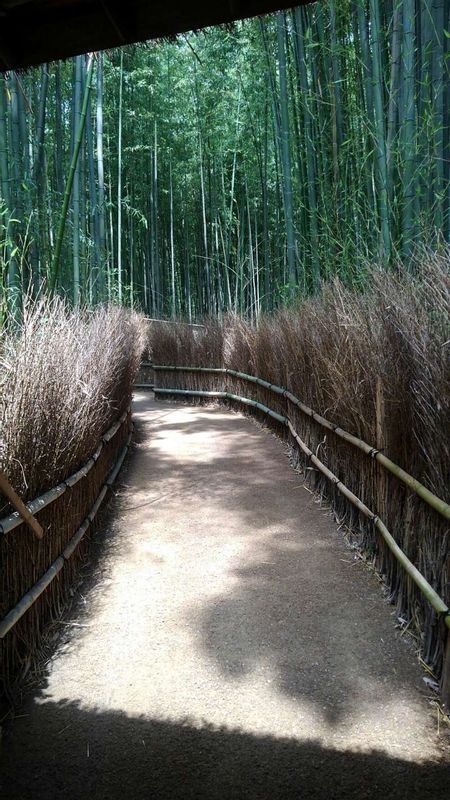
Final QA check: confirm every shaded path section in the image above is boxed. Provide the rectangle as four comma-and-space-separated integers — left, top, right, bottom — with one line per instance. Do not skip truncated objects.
1, 393, 448, 798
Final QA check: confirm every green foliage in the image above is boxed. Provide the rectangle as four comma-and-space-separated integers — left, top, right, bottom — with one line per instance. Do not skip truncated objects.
0, 2, 448, 318
0, 203, 23, 325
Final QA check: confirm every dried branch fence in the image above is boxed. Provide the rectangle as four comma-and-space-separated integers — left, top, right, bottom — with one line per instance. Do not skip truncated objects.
151, 365, 450, 710
0, 407, 132, 701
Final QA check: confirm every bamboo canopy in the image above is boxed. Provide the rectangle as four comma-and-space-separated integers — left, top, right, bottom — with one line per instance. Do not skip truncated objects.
0, 1, 312, 72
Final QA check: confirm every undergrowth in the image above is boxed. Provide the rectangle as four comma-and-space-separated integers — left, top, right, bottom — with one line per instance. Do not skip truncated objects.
149, 250, 449, 503
0, 297, 146, 508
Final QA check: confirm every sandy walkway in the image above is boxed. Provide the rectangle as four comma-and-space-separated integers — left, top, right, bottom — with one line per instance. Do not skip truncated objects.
1, 393, 448, 798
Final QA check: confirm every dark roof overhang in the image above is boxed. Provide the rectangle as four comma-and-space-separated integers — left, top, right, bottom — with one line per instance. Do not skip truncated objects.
0, 1, 313, 72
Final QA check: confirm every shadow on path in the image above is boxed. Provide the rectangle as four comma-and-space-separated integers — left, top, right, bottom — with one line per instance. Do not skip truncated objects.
1, 699, 448, 800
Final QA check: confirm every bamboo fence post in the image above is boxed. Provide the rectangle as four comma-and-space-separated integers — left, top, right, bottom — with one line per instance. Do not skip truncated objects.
0, 471, 44, 539
441, 629, 450, 711
285, 364, 290, 420
375, 376, 387, 521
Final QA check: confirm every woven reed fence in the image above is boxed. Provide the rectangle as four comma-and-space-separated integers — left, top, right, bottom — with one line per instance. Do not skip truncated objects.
0, 407, 132, 701
151, 365, 450, 709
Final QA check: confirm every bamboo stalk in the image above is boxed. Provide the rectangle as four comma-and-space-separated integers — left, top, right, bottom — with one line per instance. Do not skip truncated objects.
88, 485, 108, 522
103, 418, 122, 442
106, 429, 133, 486
441, 635, 450, 712
155, 388, 226, 398
0, 427, 133, 639
153, 382, 450, 635
153, 366, 226, 374
62, 520, 90, 560
0, 472, 44, 539
228, 369, 286, 397
286, 419, 449, 625
154, 387, 287, 424
0, 483, 67, 536
49, 53, 94, 293
91, 440, 104, 462
144, 319, 205, 328
0, 406, 131, 536
154, 366, 450, 520
226, 392, 287, 424
0, 558, 64, 639
65, 459, 95, 489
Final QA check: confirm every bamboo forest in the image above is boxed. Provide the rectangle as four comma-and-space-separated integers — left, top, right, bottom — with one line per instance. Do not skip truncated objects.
0, 0, 449, 319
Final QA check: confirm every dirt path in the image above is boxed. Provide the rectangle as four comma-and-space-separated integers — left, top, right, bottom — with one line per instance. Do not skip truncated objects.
1, 393, 449, 799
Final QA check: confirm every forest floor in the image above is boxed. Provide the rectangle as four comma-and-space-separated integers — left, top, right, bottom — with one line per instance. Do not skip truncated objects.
1, 393, 449, 799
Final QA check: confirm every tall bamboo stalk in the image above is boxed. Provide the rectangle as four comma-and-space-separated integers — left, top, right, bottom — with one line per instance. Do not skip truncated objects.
370, 0, 391, 262
50, 54, 94, 293
117, 50, 123, 302
72, 56, 82, 304
276, 12, 297, 291
401, 0, 417, 258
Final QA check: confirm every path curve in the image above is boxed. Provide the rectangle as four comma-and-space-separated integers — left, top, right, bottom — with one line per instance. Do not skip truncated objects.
1, 393, 448, 798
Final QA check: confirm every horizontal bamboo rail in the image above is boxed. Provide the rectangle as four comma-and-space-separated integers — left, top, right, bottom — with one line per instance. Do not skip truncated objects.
0, 559, 66, 639
144, 318, 205, 328
152, 365, 450, 521
0, 424, 133, 639
0, 406, 130, 538
155, 387, 287, 423
286, 421, 449, 621
153, 381, 450, 633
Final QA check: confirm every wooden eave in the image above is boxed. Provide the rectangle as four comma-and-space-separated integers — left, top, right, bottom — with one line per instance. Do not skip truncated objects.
0, 0, 313, 72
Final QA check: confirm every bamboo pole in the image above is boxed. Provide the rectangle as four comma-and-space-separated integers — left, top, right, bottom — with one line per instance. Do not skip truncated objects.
155, 388, 226, 399
153, 382, 450, 637
441, 635, 450, 712
145, 319, 205, 328
62, 520, 89, 560
0, 472, 44, 539
226, 392, 287, 424
0, 483, 67, 536
153, 365, 226, 374
49, 53, 94, 293
0, 428, 133, 639
103, 417, 123, 442
0, 557, 64, 639
153, 365, 450, 520
107, 429, 133, 486
65, 459, 95, 489
154, 387, 287, 425
375, 376, 387, 522
0, 406, 131, 536
287, 418, 449, 625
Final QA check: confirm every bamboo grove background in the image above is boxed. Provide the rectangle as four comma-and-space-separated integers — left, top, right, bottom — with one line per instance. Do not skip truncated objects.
0, 0, 449, 319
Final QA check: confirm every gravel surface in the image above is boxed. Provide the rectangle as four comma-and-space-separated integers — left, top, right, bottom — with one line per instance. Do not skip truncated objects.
1, 393, 449, 799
